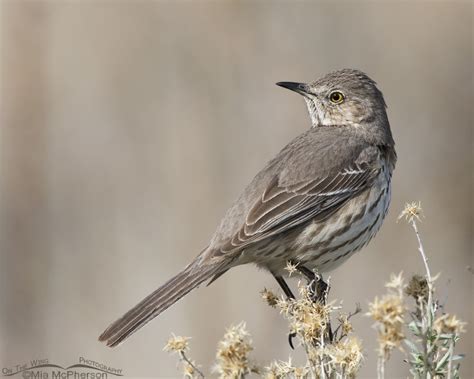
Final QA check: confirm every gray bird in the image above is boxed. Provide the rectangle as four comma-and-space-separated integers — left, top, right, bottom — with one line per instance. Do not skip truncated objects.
99, 68, 396, 347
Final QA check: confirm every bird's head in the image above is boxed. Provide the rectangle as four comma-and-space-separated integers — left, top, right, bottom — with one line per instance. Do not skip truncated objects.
277, 69, 388, 130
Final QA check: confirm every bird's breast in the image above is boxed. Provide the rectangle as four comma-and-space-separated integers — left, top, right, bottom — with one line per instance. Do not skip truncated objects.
292, 167, 392, 273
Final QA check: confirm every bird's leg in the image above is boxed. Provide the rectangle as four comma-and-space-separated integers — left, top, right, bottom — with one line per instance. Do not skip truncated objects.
295, 265, 334, 343
272, 274, 298, 349
273, 275, 295, 300
295, 265, 328, 303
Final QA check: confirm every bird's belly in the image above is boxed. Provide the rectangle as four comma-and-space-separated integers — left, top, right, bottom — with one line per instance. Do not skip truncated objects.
292, 177, 391, 273
241, 172, 391, 276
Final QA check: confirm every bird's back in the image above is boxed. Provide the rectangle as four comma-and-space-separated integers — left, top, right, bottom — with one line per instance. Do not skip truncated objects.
209, 126, 376, 249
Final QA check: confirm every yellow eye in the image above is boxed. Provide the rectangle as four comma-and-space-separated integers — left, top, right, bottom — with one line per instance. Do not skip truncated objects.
329, 91, 345, 104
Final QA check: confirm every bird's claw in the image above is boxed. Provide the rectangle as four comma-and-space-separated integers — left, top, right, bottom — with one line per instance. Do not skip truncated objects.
308, 275, 329, 303
288, 332, 297, 349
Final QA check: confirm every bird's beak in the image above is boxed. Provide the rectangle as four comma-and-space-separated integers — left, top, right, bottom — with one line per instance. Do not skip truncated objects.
276, 82, 309, 96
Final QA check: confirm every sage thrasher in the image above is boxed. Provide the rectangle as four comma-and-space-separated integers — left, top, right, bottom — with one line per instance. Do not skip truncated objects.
99, 68, 396, 347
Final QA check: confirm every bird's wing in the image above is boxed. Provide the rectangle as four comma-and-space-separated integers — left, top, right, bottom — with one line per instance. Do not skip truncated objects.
220, 160, 380, 254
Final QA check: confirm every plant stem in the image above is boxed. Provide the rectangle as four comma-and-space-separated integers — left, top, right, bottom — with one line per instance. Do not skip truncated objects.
180, 351, 205, 379
410, 218, 434, 378
320, 333, 326, 379
410, 219, 431, 282
446, 339, 454, 379
377, 355, 385, 379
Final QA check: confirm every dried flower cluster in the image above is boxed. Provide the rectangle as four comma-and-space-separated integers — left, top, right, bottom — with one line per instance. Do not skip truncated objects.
367, 273, 406, 359
262, 288, 279, 308
275, 284, 334, 343
325, 337, 364, 375
163, 334, 204, 378
285, 261, 299, 277
214, 322, 260, 378
263, 282, 363, 378
265, 358, 309, 379
367, 202, 466, 379
368, 271, 466, 379
397, 201, 424, 223
433, 314, 466, 336
164, 334, 190, 353
405, 275, 429, 303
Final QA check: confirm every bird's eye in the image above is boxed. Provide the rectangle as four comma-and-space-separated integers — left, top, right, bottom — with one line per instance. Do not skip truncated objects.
329, 91, 345, 104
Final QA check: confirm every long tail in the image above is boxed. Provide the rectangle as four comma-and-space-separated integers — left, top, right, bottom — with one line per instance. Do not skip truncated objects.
98, 257, 224, 347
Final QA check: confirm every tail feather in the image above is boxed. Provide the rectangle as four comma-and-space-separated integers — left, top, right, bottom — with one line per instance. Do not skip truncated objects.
98, 259, 223, 347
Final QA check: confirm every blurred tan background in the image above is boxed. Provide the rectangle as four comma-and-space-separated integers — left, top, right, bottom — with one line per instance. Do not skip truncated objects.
1, 1, 472, 378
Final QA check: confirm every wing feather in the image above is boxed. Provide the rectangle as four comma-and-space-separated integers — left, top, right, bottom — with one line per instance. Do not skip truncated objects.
221, 162, 379, 253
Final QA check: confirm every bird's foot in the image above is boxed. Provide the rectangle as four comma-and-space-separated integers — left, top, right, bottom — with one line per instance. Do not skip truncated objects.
310, 275, 329, 304
295, 264, 329, 304
273, 266, 333, 348
288, 332, 297, 349
293, 264, 334, 343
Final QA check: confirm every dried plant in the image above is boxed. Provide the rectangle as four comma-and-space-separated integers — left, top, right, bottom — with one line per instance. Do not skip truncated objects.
164, 202, 466, 378
367, 272, 406, 370
164, 334, 204, 379
214, 322, 261, 378
262, 282, 364, 378
368, 202, 466, 379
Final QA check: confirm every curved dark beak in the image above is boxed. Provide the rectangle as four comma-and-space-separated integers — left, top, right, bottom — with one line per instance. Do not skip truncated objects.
276, 81, 309, 95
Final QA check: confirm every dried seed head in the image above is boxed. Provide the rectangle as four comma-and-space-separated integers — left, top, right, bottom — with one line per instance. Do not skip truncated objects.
285, 261, 299, 276
385, 272, 405, 293
405, 275, 429, 302
367, 294, 406, 358
337, 313, 354, 336
163, 334, 190, 353
261, 288, 279, 308
326, 337, 364, 377
214, 322, 259, 378
398, 201, 423, 223
434, 314, 466, 335
265, 358, 308, 379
